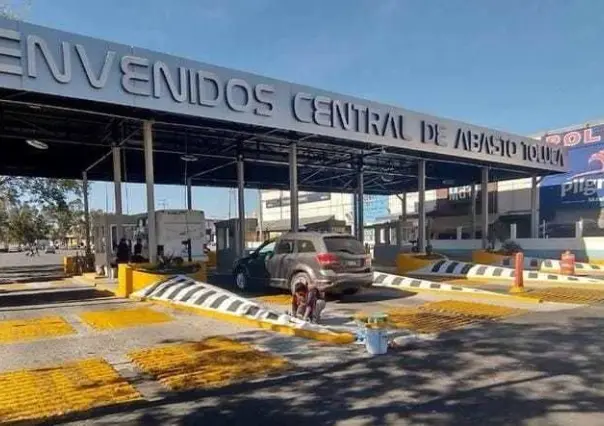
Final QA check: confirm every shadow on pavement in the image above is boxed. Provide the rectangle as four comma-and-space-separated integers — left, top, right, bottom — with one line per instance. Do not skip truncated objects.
56, 306, 604, 425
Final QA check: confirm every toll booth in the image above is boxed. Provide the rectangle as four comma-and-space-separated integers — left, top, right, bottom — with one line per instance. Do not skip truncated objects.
215, 218, 258, 272
261, 215, 351, 240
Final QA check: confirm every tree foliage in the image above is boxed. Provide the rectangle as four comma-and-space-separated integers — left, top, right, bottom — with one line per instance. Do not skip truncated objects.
0, 0, 31, 20
0, 178, 84, 244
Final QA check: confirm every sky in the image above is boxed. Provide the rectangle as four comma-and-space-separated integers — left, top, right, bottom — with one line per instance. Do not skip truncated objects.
14, 0, 604, 217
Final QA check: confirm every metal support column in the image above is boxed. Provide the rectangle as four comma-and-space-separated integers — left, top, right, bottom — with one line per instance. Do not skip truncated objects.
143, 120, 157, 263
357, 166, 364, 244
530, 175, 539, 238
112, 146, 123, 244
481, 167, 489, 249
289, 142, 299, 232
185, 177, 193, 262
352, 193, 359, 238
257, 189, 264, 242
237, 154, 246, 257
417, 160, 426, 253
186, 178, 193, 211
401, 192, 407, 243
82, 172, 91, 255
470, 184, 477, 239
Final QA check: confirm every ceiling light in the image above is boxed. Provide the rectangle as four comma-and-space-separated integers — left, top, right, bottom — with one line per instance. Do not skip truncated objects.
26, 139, 48, 150
180, 154, 198, 162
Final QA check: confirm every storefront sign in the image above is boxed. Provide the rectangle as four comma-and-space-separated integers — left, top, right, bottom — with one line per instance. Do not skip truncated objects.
541, 124, 604, 214
265, 192, 330, 209
0, 19, 566, 172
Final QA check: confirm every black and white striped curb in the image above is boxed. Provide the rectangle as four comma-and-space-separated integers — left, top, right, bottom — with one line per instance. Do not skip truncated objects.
372, 272, 505, 296
497, 256, 602, 274
132, 275, 338, 334
409, 260, 604, 284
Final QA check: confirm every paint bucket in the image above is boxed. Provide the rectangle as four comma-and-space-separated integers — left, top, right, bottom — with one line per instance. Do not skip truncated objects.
365, 327, 388, 355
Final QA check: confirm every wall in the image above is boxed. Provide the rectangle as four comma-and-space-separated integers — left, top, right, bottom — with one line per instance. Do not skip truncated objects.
373, 238, 604, 266
388, 191, 437, 216
497, 178, 533, 214
261, 190, 354, 223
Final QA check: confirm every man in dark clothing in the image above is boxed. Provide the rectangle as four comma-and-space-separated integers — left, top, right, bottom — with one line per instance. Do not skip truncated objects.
134, 239, 143, 256
116, 238, 130, 264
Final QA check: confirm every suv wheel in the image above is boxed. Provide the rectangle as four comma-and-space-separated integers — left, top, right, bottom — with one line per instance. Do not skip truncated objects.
290, 272, 311, 294
235, 269, 249, 291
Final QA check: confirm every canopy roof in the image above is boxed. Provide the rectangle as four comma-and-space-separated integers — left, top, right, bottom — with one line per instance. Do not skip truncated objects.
0, 18, 568, 195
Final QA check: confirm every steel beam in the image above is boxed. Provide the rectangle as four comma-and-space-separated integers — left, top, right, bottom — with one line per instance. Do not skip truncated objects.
417, 160, 426, 252
530, 175, 539, 238
237, 154, 246, 257
82, 171, 91, 255
289, 142, 299, 232
357, 165, 364, 244
481, 167, 489, 249
112, 146, 123, 243
143, 120, 157, 263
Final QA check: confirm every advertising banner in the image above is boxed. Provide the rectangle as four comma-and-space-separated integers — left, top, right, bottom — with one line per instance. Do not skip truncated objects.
265, 192, 331, 209
540, 124, 604, 217
363, 195, 390, 224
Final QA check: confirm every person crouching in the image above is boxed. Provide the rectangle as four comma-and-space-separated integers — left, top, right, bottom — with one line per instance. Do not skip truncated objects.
291, 282, 326, 323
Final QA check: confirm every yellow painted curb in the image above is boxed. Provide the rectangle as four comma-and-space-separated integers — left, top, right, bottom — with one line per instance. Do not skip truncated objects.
396, 253, 445, 275
472, 250, 507, 265
145, 298, 355, 345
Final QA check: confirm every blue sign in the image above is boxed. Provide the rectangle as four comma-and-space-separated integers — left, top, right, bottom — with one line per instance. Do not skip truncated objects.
363, 195, 389, 224
540, 124, 604, 217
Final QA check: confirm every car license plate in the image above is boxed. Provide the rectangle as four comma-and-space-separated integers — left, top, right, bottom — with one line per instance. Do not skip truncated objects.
344, 260, 358, 266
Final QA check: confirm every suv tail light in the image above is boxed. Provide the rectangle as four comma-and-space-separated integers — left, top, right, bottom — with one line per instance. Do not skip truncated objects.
316, 253, 339, 268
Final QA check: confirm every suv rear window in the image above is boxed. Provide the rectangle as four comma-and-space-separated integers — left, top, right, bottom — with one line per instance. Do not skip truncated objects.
323, 236, 365, 255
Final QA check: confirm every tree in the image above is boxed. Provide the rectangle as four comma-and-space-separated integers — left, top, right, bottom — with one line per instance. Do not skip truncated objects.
7, 204, 48, 244
0, 0, 31, 20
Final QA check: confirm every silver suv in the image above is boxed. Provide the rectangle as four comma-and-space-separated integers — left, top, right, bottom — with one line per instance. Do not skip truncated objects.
232, 232, 373, 295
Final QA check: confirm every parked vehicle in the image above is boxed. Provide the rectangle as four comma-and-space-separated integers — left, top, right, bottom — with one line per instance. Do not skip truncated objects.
45, 246, 56, 254
232, 232, 373, 295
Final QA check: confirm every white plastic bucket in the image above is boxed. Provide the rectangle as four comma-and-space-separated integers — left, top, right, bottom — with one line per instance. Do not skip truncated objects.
365, 328, 388, 355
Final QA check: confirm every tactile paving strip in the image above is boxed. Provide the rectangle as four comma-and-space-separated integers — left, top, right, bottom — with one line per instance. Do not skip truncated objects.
380, 300, 524, 334
385, 308, 481, 334
0, 316, 75, 344
418, 300, 524, 319
0, 358, 141, 424
129, 336, 290, 392
522, 287, 604, 304
79, 307, 173, 330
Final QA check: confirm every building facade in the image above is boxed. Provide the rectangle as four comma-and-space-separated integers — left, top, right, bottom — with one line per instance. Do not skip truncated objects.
258, 120, 604, 241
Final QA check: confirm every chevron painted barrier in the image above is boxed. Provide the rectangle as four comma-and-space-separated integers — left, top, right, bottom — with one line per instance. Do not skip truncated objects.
132, 275, 354, 344
405, 259, 604, 285
473, 250, 604, 276
372, 271, 525, 300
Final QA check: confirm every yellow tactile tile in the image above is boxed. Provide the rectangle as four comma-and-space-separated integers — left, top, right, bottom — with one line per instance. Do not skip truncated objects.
0, 358, 141, 424
418, 300, 524, 319
523, 287, 604, 304
0, 316, 75, 344
255, 294, 292, 305
129, 336, 290, 392
385, 308, 481, 334
79, 307, 173, 330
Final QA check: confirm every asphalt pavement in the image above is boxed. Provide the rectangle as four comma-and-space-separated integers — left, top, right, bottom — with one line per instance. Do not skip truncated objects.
55, 303, 604, 426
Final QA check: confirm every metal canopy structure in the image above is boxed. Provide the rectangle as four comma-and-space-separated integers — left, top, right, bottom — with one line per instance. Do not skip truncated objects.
0, 19, 567, 195
0, 92, 561, 195
0, 18, 569, 260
